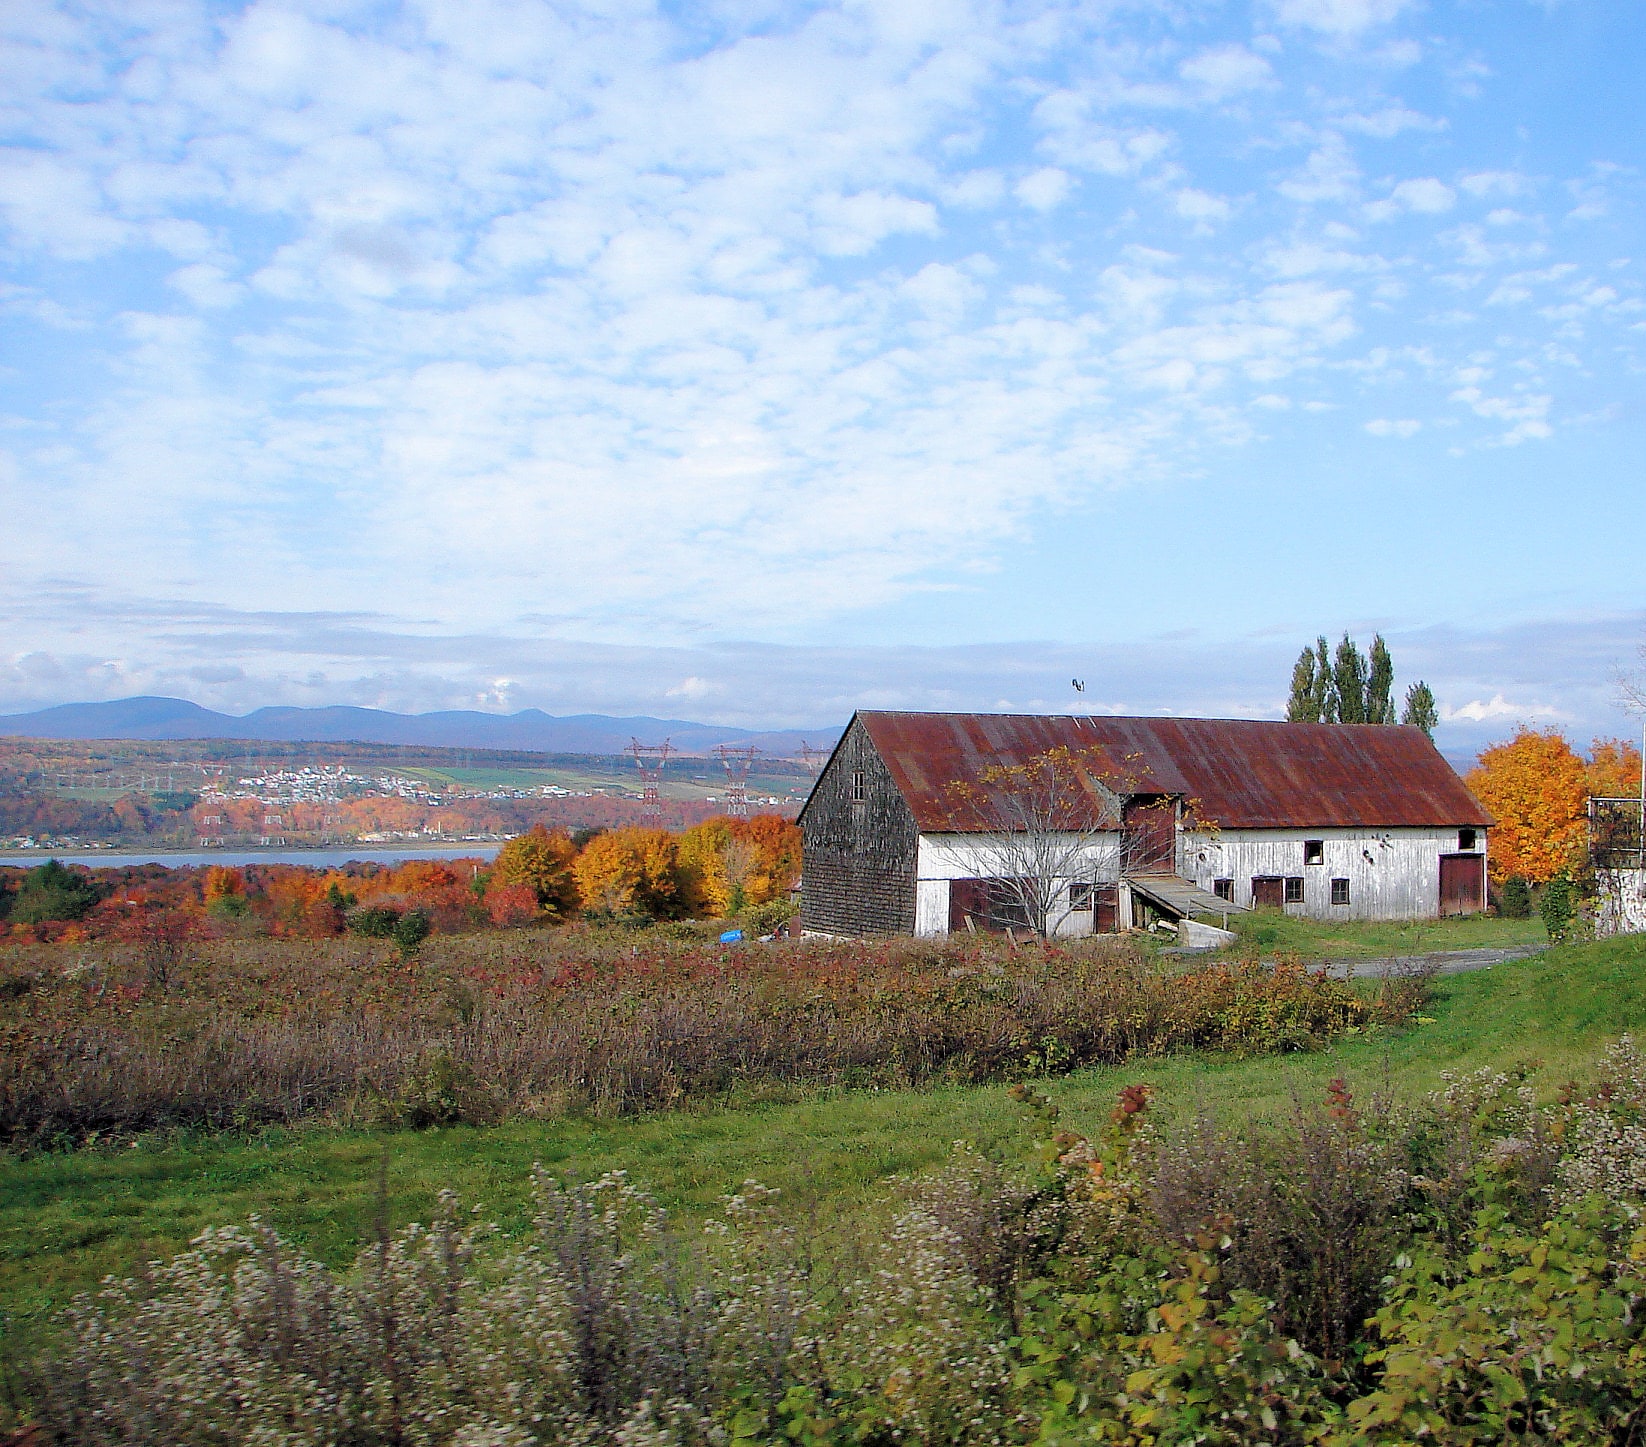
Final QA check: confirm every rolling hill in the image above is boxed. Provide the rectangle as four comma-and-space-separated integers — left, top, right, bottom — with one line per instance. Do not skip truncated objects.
0, 697, 840, 758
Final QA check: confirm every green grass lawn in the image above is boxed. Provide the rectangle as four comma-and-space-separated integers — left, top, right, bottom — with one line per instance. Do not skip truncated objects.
3, 928, 1641, 1353
1219, 908, 1547, 958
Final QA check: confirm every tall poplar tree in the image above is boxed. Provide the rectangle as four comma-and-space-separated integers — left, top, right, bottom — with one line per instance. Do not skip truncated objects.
1402, 681, 1439, 739
1315, 636, 1337, 722
1286, 637, 1338, 722
1286, 631, 1434, 734
1367, 635, 1396, 724
1333, 634, 1369, 723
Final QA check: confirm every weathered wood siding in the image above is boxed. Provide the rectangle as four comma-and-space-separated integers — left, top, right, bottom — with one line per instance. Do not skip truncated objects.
1180, 826, 1488, 921
1597, 868, 1646, 937
800, 718, 918, 936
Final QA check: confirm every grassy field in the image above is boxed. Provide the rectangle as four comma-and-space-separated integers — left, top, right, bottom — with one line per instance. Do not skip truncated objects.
1220, 907, 1546, 957
3, 924, 1639, 1354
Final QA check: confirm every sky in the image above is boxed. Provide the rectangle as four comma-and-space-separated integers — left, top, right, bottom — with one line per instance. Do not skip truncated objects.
1, 0, 1643, 763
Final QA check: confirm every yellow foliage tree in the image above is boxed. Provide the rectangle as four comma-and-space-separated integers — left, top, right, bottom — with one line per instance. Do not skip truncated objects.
570, 826, 681, 919
676, 818, 733, 916
489, 826, 579, 918
1465, 727, 1588, 886
674, 815, 803, 917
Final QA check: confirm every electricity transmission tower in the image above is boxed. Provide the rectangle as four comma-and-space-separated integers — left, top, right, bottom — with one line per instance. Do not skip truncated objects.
626, 739, 674, 823
714, 744, 760, 818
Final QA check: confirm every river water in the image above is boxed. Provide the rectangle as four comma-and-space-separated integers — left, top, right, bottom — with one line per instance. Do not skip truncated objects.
0, 844, 502, 870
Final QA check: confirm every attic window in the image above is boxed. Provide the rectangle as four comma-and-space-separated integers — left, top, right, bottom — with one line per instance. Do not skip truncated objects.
851, 770, 865, 803
1304, 839, 1324, 866
1459, 828, 1477, 851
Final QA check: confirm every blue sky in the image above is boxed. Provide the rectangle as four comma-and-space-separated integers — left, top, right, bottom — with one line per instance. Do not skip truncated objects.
1, 0, 1642, 761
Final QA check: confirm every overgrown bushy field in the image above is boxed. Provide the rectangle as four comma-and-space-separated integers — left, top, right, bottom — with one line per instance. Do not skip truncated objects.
20, 1037, 1646, 1445
0, 929, 1402, 1145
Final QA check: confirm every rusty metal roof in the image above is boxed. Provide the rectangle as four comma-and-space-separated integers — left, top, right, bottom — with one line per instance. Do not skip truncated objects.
856, 711, 1493, 832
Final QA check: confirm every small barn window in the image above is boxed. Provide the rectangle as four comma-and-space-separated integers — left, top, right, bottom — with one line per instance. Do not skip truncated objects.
1284, 876, 1305, 904
1331, 877, 1350, 906
1304, 839, 1324, 865
851, 770, 865, 803
1213, 878, 1233, 901
1458, 828, 1477, 851
1069, 882, 1095, 910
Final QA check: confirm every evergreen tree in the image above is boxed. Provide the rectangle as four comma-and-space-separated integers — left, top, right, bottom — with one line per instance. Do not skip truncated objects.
1401, 681, 1438, 740
1333, 633, 1370, 724
11, 859, 101, 924
1367, 635, 1396, 724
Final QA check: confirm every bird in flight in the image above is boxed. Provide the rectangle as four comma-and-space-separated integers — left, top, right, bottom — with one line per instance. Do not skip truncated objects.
1071, 679, 1085, 693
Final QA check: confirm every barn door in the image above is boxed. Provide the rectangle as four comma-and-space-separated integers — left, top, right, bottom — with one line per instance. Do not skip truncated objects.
1122, 796, 1177, 875
949, 879, 988, 933
1251, 876, 1285, 909
1438, 854, 1485, 916
1093, 884, 1118, 933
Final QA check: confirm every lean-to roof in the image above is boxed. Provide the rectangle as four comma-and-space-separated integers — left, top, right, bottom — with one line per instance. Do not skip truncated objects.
849, 711, 1492, 832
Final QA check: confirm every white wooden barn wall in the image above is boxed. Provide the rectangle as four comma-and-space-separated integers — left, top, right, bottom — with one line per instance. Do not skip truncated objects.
1179, 827, 1484, 921
910, 825, 1486, 933
915, 832, 1122, 938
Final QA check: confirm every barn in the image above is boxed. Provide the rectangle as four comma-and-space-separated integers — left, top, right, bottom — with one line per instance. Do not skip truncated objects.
799, 710, 1493, 939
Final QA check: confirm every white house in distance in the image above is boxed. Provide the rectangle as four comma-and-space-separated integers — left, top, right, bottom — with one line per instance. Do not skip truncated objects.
799, 711, 1494, 939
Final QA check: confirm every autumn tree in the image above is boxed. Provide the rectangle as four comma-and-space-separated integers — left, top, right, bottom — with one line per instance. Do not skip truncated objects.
489, 826, 578, 918
677, 815, 804, 917
1586, 736, 1644, 800
946, 745, 1131, 937
1465, 727, 1588, 886
571, 826, 682, 919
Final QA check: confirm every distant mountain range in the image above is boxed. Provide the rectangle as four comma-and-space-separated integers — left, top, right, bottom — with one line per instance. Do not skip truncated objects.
0, 697, 841, 758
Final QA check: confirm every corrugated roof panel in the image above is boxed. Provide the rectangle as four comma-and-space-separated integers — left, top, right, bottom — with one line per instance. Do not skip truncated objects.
856, 711, 1492, 832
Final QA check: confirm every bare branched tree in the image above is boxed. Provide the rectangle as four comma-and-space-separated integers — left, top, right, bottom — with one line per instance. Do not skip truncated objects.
945, 746, 1179, 937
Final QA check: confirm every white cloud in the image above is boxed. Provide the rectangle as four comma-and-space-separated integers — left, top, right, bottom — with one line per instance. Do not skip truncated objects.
811, 191, 941, 256
1175, 188, 1232, 226
1271, 0, 1412, 35
1014, 167, 1072, 211
1442, 693, 1564, 722
1337, 106, 1444, 139
1389, 177, 1457, 214
1364, 417, 1420, 436
1179, 45, 1274, 98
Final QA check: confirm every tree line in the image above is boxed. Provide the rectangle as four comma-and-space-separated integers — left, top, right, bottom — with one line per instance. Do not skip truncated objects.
1286, 632, 1437, 737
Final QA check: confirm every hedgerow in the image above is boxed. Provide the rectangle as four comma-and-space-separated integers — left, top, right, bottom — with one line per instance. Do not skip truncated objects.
0, 933, 1397, 1145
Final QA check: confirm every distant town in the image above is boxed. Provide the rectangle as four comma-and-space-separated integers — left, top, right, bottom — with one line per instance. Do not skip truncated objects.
0, 735, 810, 852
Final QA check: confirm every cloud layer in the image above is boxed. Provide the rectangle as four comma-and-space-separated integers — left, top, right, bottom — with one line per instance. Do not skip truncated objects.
1, 0, 1642, 741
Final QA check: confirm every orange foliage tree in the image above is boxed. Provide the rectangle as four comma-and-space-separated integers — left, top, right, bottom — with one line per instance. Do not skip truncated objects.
1586, 736, 1644, 801
489, 826, 578, 918
571, 826, 682, 918
1466, 727, 1588, 885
